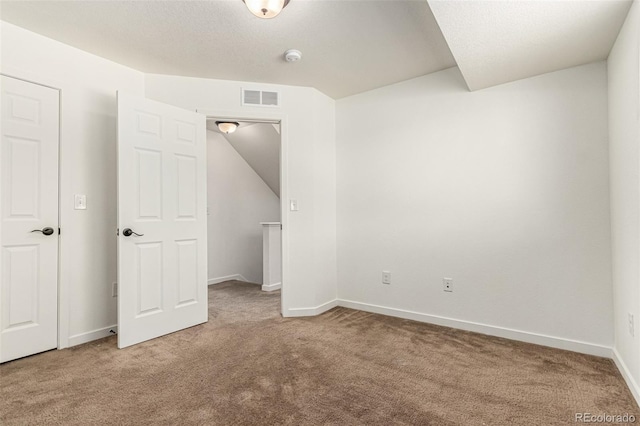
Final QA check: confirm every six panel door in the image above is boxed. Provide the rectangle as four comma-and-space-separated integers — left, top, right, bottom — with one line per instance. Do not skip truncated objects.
0, 76, 60, 363
117, 91, 207, 349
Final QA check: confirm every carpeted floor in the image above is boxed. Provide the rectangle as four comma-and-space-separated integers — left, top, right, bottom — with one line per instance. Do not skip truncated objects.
1, 281, 637, 425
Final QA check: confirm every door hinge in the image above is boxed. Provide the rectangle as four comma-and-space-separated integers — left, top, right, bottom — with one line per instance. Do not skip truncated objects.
58, 227, 61, 235
116, 228, 119, 236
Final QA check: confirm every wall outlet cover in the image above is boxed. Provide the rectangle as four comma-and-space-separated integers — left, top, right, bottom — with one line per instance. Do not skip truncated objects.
443, 277, 453, 292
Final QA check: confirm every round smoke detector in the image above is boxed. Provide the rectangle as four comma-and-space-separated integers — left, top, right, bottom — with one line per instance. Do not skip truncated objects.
284, 49, 302, 62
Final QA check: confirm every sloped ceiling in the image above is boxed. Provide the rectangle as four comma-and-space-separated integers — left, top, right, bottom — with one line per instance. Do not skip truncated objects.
429, 0, 633, 91
0, 0, 456, 99
208, 121, 280, 197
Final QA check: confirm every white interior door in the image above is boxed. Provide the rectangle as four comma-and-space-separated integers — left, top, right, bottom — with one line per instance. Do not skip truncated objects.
117, 92, 207, 349
0, 76, 60, 363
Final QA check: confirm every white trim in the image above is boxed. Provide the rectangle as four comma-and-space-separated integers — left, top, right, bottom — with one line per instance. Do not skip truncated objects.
284, 299, 338, 317
0, 72, 68, 350
262, 282, 281, 292
68, 325, 117, 347
196, 108, 288, 318
337, 299, 611, 358
1, 66, 65, 92
612, 348, 640, 406
208, 274, 248, 285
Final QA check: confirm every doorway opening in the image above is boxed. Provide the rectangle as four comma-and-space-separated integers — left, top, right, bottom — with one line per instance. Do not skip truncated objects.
204, 116, 283, 314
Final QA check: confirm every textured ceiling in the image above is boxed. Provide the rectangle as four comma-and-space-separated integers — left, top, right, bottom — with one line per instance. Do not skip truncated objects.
0, 1, 457, 99
1, 1, 633, 96
207, 121, 280, 196
429, 0, 633, 91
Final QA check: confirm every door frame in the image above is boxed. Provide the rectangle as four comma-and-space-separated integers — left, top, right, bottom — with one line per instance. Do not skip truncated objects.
197, 108, 289, 315
0, 71, 65, 350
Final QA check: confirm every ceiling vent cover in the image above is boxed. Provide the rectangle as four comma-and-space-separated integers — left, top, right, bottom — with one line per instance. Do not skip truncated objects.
242, 89, 280, 107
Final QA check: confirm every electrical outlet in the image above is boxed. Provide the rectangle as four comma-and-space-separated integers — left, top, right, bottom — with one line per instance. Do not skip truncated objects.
629, 313, 635, 337
443, 278, 453, 292
382, 271, 391, 285
112, 282, 117, 298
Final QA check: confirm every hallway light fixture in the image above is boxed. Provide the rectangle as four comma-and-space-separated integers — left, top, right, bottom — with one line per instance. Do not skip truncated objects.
242, 0, 290, 19
216, 121, 239, 134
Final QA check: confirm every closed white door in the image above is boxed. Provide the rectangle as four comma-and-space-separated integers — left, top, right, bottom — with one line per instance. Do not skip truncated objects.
0, 76, 60, 363
117, 92, 207, 349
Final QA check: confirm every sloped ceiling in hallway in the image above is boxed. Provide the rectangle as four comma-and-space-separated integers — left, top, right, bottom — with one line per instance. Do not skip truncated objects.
207, 121, 280, 197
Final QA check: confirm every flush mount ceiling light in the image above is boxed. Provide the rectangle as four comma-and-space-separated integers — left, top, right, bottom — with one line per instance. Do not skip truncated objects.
243, 0, 290, 19
216, 121, 239, 134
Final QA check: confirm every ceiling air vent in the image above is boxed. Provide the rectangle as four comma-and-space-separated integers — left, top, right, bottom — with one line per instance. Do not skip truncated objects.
242, 89, 280, 107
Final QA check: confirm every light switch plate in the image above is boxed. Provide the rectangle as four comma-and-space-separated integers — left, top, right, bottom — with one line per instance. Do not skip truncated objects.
74, 194, 87, 210
290, 199, 299, 211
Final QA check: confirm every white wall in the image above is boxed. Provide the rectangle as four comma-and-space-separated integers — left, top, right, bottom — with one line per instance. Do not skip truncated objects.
0, 22, 145, 346
336, 63, 613, 351
207, 130, 279, 284
145, 74, 337, 315
608, 0, 640, 402
2, 17, 618, 366
0, 22, 337, 342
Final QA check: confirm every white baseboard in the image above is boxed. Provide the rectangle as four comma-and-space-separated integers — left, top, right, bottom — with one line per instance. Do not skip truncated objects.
262, 282, 281, 292
336, 299, 611, 358
208, 274, 248, 285
284, 299, 338, 317
68, 325, 117, 347
612, 348, 640, 406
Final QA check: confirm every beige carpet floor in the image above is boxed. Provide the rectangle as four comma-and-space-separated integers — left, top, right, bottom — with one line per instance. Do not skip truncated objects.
1, 281, 637, 425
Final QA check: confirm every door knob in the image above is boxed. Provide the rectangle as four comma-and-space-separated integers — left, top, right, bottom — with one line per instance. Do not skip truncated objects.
31, 227, 55, 236
122, 228, 144, 237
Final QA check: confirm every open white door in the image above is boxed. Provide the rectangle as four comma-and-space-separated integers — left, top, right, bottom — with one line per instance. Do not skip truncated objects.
0, 76, 60, 363
117, 92, 207, 349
